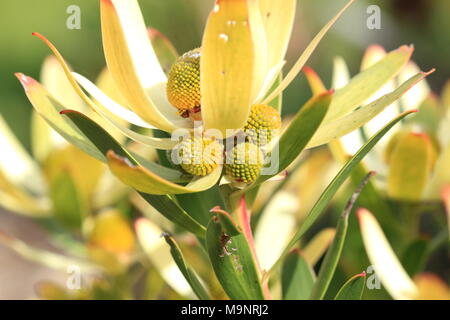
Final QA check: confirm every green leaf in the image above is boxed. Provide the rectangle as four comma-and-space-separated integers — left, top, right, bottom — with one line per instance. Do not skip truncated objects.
334, 272, 366, 300
176, 186, 225, 227
266, 72, 283, 113
139, 193, 206, 238
50, 171, 85, 230
308, 71, 433, 148
262, 0, 357, 104
309, 172, 373, 299
325, 45, 414, 122
210, 207, 242, 237
16, 73, 105, 162
61, 109, 222, 195
163, 233, 210, 300
253, 91, 332, 185
206, 217, 264, 300
281, 250, 316, 300
269, 110, 415, 275
401, 239, 429, 277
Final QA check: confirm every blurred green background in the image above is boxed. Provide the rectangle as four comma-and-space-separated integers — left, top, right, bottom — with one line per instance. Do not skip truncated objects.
1, 0, 449, 152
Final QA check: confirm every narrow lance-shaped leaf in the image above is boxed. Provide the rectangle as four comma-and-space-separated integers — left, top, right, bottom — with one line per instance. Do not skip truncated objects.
307, 70, 434, 148
357, 208, 418, 300
206, 216, 264, 300
61, 109, 222, 195
100, 0, 184, 132
302, 228, 336, 266
309, 172, 374, 300
269, 110, 417, 276
139, 193, 206, 238
281, 249, 316, 300
163, 233, 210, 300
325, 45, 414, 122
253, 91, 332, 186
148, 28, 179, 74
135, 218, 195, 298
262, 0, 357, 104
334, 272, 366, 300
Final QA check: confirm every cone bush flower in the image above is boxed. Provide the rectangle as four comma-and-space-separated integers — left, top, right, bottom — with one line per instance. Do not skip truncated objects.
7, 0, 442, 301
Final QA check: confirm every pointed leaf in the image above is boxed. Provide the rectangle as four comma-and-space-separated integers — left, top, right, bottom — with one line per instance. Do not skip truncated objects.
325, 45, 414, 122
334, 272, 366, 300
135, 218, 194, 298
309, 172, 373, 300
302, 228, 336, 266
148, 28, 179, 74
139, 193, 206, 237
262, 0, 357, 104
270, 110, 416, 274
163, 233, 210, 300
206, 216, 264, 300
358, 208, 418, 300
100, 0, 185, 131
61, 109, 219, 195
281, 250, 316, 300
308, 70, 433, 148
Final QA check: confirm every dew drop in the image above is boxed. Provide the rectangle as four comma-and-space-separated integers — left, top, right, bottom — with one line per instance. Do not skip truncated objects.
219, 33, 229, 42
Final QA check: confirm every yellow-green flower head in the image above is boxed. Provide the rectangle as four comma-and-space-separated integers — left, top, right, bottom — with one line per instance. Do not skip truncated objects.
225, 142, 264, 183
179, 134, 223, 177
244, 104, 281, 145
167, 48, 201, 120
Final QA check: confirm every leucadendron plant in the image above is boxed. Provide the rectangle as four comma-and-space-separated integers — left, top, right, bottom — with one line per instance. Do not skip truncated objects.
292, 45, 449, 299
15, 0, 434, 300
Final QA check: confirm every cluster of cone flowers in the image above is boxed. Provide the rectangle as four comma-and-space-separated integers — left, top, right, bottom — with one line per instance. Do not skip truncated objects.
15, 0, 432, 196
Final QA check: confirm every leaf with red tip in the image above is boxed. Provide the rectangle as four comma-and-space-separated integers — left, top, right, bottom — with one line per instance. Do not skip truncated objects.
334, 272, 366, 300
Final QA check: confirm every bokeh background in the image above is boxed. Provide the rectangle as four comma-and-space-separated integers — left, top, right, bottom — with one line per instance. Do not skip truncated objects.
0, 0, 449, 299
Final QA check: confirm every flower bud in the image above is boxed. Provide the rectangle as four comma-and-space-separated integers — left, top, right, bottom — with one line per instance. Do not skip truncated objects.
225, 142, 264, 183
166, 48, 201, 120
179, 134, 223, 176
244, 104, 281, 146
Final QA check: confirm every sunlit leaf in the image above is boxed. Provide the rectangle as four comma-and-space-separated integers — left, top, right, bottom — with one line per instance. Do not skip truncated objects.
201, 0, 261, 135
163, 233, 210, 300
253, 91, 332, 185
148, 28, 179, 74
100, 0, 186, 131
0, 113, 45, 195
135, 218, 194, 298
262, 0, 357, 104
358, 208, 418, 300
325, 45, 414, 122
308, 71, 433, 148
387, 132, 435, 201
302, 228, 335, 266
